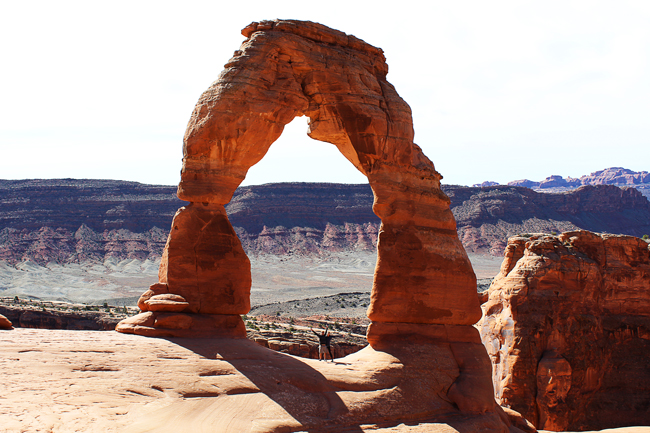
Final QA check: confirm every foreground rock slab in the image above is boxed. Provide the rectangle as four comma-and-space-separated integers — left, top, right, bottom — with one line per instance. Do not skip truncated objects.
1, 329, 532, 432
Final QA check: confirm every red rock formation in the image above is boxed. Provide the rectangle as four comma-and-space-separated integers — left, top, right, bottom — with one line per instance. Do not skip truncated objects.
115, 19, 525, 430
479, 231, 650, 431
579, 167, 650, 186
0, 304, 118, 330
450, 184, 650, 256
118, 19, 481, 338
0, 313, 12, 329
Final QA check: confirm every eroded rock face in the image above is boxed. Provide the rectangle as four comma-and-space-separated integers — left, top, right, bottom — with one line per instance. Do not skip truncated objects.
118, 19, 480, 338
479, 231, 650, 431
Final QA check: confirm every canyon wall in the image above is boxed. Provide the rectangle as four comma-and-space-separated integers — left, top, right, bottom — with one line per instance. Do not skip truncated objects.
2, 180, 649, 265
450, 184, 650, 255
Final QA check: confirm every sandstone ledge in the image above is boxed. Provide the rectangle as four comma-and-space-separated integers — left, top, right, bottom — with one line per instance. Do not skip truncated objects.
1, 328, 532, 433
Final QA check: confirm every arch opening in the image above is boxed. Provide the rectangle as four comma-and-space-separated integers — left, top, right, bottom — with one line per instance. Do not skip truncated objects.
241, 116, 368, 186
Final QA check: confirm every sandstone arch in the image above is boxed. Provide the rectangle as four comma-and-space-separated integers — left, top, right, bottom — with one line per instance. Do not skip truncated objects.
116, 19, 481, 340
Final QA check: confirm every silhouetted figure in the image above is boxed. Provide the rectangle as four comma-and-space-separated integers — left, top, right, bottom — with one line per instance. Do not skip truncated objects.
311, 327, 333, 361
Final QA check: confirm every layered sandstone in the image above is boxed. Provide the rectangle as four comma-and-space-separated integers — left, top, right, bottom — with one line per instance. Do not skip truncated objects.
450, 184, 650, 255
0, 301, 123, 331
3, 180, 649, 266
479, 231, 650, 431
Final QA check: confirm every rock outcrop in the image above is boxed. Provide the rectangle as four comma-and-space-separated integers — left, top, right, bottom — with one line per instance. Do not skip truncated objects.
0, 180, 382, 264
0, 303, 121, 331
0, 313, 12, 329
116, 19, 522, 431
0, 179, 184, 233
479, 231, 650, 431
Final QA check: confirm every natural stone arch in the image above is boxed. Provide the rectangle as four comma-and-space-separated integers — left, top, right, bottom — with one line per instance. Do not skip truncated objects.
117, 19, 481, 340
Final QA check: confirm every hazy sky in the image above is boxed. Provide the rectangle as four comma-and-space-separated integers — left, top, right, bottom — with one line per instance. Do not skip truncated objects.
2, 1, 649, 187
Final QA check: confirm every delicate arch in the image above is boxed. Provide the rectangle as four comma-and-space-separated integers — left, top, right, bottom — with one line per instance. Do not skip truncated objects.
117, 19, 480, 340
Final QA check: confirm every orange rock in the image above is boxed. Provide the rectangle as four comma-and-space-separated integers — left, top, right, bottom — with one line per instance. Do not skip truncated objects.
116, 311, 246, 338
118, 18, 480, 337
137, 282, 169, 312
479, 231, 650, 431
0, 313, 12, 330
144, 294, 190, 312
3, 328, 539, 432
158, 203, 251, 316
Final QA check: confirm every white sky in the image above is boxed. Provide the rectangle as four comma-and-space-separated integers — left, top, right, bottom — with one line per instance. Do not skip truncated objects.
1, 0, 649, 187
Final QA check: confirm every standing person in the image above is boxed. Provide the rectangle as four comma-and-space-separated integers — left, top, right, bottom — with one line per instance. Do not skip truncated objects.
311, 326, 334, 361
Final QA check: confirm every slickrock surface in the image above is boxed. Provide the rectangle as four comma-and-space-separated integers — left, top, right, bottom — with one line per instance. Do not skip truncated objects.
479, 231, 650, 431
1, 328, 532, 433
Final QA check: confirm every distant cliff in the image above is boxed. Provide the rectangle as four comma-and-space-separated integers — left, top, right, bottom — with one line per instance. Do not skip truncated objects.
448, 184, 650, 255
1, 179, 649, 264
507, 167, 650, 199
0, 179, 181, 264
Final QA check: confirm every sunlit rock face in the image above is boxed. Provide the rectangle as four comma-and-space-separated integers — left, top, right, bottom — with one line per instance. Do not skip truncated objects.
479, 230, 650, 431
117, 18, 481, 338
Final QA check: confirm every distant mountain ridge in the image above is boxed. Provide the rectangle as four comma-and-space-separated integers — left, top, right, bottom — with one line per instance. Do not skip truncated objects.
475, 167, 650, 199
0, 178, 649, 264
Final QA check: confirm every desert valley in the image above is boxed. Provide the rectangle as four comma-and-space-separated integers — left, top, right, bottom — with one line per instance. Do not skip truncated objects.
2, 17, 650, 433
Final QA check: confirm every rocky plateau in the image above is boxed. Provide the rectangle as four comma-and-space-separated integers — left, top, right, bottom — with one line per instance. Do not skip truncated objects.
480, 167, 650, 200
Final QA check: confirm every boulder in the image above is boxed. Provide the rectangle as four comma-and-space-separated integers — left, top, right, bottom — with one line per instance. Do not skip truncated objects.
479, 231, 650, 431
0, 313, 13, 329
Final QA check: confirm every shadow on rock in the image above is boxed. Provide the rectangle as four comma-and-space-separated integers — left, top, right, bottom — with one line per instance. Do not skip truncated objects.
172, 337, 365, 432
